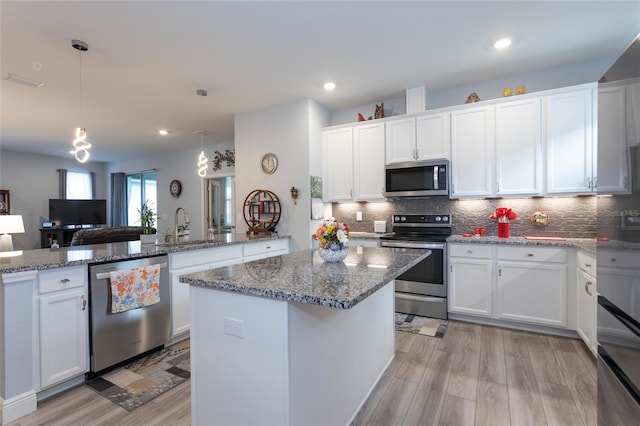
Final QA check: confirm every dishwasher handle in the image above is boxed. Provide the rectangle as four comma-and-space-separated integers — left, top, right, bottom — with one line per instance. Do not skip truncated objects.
95, 262, 168, 280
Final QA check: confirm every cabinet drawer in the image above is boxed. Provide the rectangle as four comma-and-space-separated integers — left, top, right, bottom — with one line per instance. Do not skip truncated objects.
243, 239, 289, 257
497, 246, 566, 263
577, 251, 596, 275
598, 250, 638, 269
39, 266, 87, 294
170, 246, 242, 270
449, 244, 492, 259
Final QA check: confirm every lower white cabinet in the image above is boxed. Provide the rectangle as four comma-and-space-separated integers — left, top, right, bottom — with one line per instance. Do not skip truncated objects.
38, 266, 88, 389
449, 245, 493, 317
576, 267, 597, 355
170, 239, 290, 337
448, 244, 568, 328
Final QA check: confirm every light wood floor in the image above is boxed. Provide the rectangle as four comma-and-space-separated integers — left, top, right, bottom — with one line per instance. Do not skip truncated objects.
8, 321, 596, 426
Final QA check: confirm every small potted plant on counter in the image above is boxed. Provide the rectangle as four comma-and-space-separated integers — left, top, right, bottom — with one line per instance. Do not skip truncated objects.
178, 224, 190, 243
139, 200, 157, 244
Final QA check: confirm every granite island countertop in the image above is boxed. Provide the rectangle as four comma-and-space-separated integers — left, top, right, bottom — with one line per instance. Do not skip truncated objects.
180, 246, 430, 309
0, 233, 290, 274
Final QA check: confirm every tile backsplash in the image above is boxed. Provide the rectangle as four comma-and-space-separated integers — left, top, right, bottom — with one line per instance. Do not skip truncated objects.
332, 196, 597, 238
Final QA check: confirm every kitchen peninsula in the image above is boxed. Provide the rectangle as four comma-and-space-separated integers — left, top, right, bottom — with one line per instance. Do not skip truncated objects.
180, 246, 430, 426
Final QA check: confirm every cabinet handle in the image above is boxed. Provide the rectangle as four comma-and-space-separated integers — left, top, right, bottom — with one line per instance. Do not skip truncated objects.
584, 263, 592, 268
496, 182, 500, 192
593, 177, 597, 189
450, 264, 453, 272
611, 258, 616, 262
585, 281, 593, 296
81, 295, 87, 311
466, 250, 473, 254
266, 246, 271, 250
586, 177, 592, 189
527, 253, 534, 257
624, 176, 628, 189
350, 189, 353, 198
498, 268, 502, 277
60, 278, 70, 284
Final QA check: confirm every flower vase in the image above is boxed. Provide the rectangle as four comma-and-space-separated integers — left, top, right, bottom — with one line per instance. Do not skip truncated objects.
498, 220, 510, 238
318, 245, 348, 263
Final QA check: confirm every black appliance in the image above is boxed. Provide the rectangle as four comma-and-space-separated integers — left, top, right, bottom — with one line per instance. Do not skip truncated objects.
49, 199, 107, 227
383, 159, 449, 198
380, 214, 451, 319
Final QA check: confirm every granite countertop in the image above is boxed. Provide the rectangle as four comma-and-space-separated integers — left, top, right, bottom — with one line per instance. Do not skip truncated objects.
180, 246, 430, 310
447, 235, 597, 256
0, 233, 289, 274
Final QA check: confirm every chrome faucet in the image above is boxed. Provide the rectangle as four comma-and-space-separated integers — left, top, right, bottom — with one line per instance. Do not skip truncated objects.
174, 207, 191, 243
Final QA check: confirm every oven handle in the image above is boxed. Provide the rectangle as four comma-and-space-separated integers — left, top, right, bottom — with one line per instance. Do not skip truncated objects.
380, 240, 445, 250
395, 292, 445, 303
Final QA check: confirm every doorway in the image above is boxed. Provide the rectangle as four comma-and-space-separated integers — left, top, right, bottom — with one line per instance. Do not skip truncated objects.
204, 176, 235, 233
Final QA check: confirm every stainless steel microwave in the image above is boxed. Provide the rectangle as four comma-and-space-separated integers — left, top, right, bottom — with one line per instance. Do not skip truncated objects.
383, 159, 449, 197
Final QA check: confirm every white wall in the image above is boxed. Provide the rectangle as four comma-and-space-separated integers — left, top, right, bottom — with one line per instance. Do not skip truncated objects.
0, 150, 108, 249
235, 99, 329, 252
107, 141, 235, 241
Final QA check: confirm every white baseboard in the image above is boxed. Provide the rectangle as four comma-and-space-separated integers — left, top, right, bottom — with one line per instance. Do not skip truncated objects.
1, 391, 37, 425
448, 313, 580, 338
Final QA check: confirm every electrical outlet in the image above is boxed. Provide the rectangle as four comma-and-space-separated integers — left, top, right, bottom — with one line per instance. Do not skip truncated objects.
356, 211, 363, 221
223, 317, 244, 338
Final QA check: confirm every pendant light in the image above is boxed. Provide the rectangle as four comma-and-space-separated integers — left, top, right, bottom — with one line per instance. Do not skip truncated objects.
196, 89, 209, 177
69, 39, 91, 163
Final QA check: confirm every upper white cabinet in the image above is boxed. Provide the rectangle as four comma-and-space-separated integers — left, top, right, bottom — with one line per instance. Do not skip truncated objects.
323, 122, 385, 202
545, 88, 595, 194
598, 84, 630, 193
386, 113, 450, 163
495, 98, 542, 195
353, 122, 386, 201
322, 127, 354, 202
450, 105, 495, 197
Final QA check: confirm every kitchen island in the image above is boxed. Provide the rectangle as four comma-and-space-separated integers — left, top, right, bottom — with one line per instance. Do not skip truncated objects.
180, 246, 430, 426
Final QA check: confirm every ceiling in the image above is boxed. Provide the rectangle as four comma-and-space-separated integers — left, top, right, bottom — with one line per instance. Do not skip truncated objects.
1, 1, 639, 163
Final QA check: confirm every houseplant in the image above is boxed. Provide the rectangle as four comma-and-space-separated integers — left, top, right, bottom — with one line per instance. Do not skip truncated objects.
177, 224, 190, 243
313, 217, 350, 262
138, 200, 157, 244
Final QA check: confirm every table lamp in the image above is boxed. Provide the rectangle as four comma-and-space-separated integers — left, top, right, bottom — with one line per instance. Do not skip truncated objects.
0, 215, 25, 252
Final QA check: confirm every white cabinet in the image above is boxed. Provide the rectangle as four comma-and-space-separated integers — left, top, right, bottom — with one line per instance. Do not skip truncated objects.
495, 98, 542, 195
576, 251, 597, 356
598, 85, 630, 193
170, 245, 243, 337
385, 113, 450, 163
353, 122, 385, 201
169, 239, 290, 337
450, 105, 495, 197
496, 246, 567, 327
323, 123, 385, 202
448, 244, 493, 317
38, 266, 88, 389
322, 127, 354, 201
545, 88, 595, 194
349, 237, 379, 248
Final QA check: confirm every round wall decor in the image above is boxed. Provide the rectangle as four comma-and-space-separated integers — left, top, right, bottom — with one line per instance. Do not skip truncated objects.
261, 153, 278, 174
170, 180, 182, 198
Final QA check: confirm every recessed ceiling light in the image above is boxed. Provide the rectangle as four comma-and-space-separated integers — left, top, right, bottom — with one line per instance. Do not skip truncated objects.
493, 38, 512, 50
158, 129, 169, 135
324, 81, 336, 91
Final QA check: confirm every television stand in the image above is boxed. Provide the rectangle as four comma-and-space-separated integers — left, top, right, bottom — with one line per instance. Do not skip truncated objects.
39, 228, 82, 248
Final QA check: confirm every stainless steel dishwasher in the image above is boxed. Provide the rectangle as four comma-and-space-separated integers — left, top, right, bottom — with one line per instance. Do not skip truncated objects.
88, 255, 170, 374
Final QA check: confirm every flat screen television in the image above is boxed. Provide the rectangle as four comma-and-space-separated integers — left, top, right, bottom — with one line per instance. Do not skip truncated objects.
48, 199, 107, 227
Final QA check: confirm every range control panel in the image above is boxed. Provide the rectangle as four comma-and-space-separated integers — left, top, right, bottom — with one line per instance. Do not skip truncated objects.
392, 214, 451, 226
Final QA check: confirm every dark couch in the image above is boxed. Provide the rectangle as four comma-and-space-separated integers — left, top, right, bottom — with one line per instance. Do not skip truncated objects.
70, 226, 155, 246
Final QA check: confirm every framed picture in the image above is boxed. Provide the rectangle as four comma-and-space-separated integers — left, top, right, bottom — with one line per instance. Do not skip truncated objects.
310, 176, 322, 199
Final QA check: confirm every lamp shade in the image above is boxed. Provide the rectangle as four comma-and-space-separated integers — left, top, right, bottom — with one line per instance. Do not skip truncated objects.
0, 215, 25, 234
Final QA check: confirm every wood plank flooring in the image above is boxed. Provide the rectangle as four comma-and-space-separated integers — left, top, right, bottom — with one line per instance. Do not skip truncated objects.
8, 321, 596, 426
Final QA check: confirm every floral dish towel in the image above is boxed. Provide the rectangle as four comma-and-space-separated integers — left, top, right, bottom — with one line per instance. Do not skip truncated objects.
110, 265, 160, 313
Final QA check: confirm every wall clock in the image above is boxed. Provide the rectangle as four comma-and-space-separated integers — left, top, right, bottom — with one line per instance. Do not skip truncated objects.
170, 180, 182, 198
261, 153, 278, 175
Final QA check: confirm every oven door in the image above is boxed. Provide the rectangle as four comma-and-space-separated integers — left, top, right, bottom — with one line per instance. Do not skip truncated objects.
379, 240, 446, 297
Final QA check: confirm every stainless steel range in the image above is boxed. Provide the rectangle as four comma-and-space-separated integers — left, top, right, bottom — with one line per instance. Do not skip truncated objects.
379, 214, 451, 319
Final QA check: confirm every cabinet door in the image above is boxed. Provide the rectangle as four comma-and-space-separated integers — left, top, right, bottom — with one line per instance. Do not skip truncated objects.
449, 257, 493, 317
416, 112, 451, 160
451, 106, 495, 197
171, 263, 209, 337
576, 269, 597, 356
39, 289, 88, 388
545, 89, 594, 194
385, 118, 416, 164
354, 122, 385, 201
495, 98, 542, 195
497, 261, 567, 327
323, 128, 354, 201
598, 86, 630, 194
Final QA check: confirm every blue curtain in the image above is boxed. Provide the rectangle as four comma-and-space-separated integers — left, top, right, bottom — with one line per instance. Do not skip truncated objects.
110, 172, 126, 226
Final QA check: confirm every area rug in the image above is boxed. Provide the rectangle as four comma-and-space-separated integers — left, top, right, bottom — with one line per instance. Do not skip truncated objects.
395, 313, 448, 338
85, 339, 190, 411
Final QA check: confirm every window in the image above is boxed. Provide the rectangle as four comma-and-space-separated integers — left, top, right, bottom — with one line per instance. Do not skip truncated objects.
126, 172, 157, 226
66, 171, 93, 199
